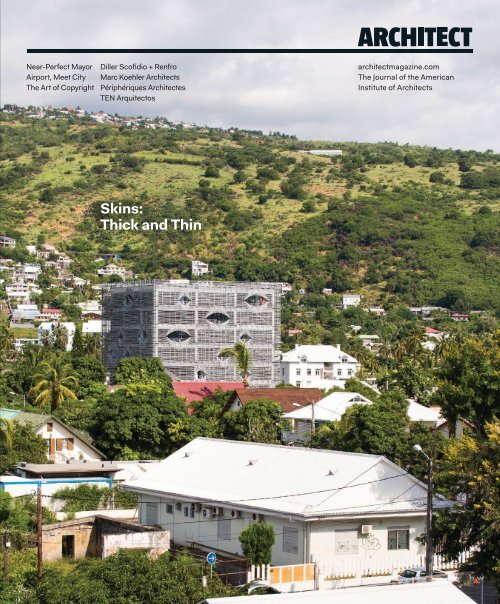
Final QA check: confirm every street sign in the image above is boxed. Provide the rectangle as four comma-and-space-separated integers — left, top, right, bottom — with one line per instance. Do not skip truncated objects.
207, 552, 217, 565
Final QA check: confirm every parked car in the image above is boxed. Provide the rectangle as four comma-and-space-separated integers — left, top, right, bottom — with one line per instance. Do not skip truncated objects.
236, 581, 281, 595
392, 567, 448, 584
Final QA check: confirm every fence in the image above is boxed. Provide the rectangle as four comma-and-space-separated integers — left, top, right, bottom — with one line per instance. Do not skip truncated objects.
249, 563, 316, 592
318, 549, 473, 581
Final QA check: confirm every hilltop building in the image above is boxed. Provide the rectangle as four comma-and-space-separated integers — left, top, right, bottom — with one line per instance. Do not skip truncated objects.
102, 280, 281, 387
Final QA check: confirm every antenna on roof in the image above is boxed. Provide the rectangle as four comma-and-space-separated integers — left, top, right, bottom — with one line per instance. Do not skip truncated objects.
248, 459, 258, 466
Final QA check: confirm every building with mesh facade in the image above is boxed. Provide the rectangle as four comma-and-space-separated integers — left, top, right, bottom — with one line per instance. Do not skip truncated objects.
102, 280, 281, 387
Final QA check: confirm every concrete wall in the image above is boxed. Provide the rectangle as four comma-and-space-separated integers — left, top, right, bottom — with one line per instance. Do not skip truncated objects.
138, 494, 305, 566
42, 520, 97, 561
309, 516, 426, 578
101, 530, 170, 558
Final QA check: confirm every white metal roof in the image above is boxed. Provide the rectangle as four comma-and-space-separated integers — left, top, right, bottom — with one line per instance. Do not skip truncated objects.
198, 581, 473, 603
281, 345, 358, 364
284, 394, 440, 425
284, 392, 374, 421
123, 438, 451, 520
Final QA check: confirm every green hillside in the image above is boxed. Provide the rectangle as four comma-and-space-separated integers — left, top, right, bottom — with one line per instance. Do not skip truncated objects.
1, 112, 499, 312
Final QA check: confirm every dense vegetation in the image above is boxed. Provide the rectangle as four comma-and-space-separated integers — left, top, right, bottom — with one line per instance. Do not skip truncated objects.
0, 113, 499, 312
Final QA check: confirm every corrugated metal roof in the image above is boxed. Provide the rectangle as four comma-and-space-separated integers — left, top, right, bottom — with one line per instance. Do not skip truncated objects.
124, 438, 452, 519
227, 388, 323, 413
281, 345, 358, 364
172, 382, 242, 405
198, 581, 474, 603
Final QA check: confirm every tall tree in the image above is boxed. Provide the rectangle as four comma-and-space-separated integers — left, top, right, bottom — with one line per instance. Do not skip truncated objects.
218, 342, 252, 386
29, 354, 78, 412
433, 420, 499, 582
433, 333, 499, 436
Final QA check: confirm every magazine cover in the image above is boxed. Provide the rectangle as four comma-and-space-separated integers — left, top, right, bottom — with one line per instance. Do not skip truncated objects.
0, 1, 498, 602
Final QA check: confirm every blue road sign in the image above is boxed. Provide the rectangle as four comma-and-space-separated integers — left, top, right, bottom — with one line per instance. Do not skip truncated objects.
207, 552, 217, 565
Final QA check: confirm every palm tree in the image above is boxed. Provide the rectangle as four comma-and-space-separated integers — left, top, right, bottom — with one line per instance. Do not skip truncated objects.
218, 342, 252, 387
0, 417, 14, 449
0, 326, 16, 361
29, 354, 78, 412
84, 333, 101, 358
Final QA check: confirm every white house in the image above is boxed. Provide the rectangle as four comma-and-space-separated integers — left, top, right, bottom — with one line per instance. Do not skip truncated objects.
191, 260, 210, 276
283, 393, 442, 443
123, 438, 452, 577
11, 303, 39, 322
0, 409, 104, 463
38, 321, 76, 351
97, 264, 126, 277
342, 294, 361, 309
0, 235, 16, 248
280, 345, 360, 389
15, 263, 41, 281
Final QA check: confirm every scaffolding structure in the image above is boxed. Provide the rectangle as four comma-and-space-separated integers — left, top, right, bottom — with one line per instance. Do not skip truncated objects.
102, 280, 281, 387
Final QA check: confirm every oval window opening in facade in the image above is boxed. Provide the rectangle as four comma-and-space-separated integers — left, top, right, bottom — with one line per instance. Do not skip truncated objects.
206, 312, 230, 325
167, 330, 190, 343
240, 333, 251, 342
197, 370, 206, 379
245, 295, 268, 307
179, 295, 191, 305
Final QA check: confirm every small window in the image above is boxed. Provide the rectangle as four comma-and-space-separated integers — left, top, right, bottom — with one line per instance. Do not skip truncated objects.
179, 295, 191, 305
197, 370, 206, 379
342, 356, 348, 363
296, 381, 301, 387
306, 369, 311, 376
296, 369, 301, 376
166, 504, 173, 514
62, 535, 75, 558
189, 508, 195, 518
167, 330, 190, 343
240, 333, 251, 343
206, 312, 230, 325
217, 518, 231, 541
46, 422, 53, 433
348, 369, 353, 376
183, 506, 189, 517
315, 369, 321, 376
245, 295, 268, 307
283, 526, 299, 554
388, 528, 410, 550
337, 369, 342, 376
175, 503, 182, 511
145, 503, 159, 525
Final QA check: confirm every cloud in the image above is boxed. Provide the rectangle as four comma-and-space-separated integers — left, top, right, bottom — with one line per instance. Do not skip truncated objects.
1, 0, 499, 150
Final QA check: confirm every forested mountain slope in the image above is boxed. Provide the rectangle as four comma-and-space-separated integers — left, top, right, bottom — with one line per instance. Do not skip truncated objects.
1, 113, 499, 311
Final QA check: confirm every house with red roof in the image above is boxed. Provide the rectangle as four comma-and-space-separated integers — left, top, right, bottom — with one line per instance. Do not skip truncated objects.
172, 381, 242, 410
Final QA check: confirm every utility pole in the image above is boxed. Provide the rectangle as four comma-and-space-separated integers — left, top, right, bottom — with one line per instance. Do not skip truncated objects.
37, 485, 43, 582
311, 401, 316, 434
3, 527, 9, 584
414, 444, 433, 581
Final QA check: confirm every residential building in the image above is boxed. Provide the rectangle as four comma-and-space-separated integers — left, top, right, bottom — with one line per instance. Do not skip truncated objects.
0, 409, 104, 463
97, 264, 126, 277
11, 303, 39, 322
0, 235, 16, 248
35, 307, 62, 322
342, 294, 361, 308
14, 337, 38, 351
38, 321, 76, 351
283, 393, 442, 443
191, 260, 210, 276
6, 281, 33, 302
102, 280, 282, 386
15, 263, 41, 281
225, 388, 323, 413
358, 334, 381, 351
83, 319, 102, 334
78, 300, 102, 314
280, 345, 360, 389
123, 438, 452, 576
172, 381, 242, 409
451, 313, 469, 322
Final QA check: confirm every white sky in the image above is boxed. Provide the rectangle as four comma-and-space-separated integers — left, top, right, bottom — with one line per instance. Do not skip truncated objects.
1, 0, 499, 150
